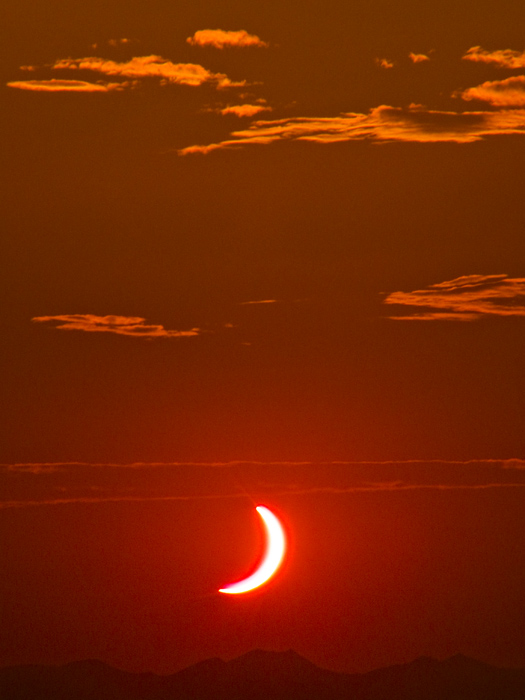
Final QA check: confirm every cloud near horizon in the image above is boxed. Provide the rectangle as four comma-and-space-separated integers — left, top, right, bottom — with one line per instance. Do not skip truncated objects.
5, 458, 525, 472
7, 79, 127, 92
51, 55, 245, 89
186, 29, 268, 49
178, 104, 525, 153
4, 482, 525, 510
458, 76, 525, 107
462, 46, 525, 69
383, 274, 525, 320
32, 314, 204, 338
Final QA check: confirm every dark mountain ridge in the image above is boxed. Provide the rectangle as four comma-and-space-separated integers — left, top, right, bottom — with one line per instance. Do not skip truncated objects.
2, 650, 525, 700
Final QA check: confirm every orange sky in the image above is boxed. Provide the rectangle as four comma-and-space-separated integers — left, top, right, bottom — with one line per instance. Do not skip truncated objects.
1, 0, 524, 676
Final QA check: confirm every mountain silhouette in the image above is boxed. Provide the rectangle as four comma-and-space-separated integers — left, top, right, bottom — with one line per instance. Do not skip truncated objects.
1, 650, 524, 700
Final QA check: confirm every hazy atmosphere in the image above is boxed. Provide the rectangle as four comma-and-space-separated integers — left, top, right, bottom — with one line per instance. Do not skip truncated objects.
1, 0, 524, 679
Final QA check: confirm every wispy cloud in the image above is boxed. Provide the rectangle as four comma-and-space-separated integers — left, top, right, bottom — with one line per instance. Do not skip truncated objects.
280, 482, 525, 496
7, 79, 126, 92
4, 463, 68, 474
2, 459, 525, 509
458, 76, 525, 107
186, 29, 268, 49
178, 104, 525, 154
52, 55, 245, 89
409, 52, 430, 63
239, 299, 278, 305
0, 494, 251, 510
32, 314, 204, 338
383, 274, 525, 320
501, 459, 525, 470
3, 482, 525, 510
462, 46, 525, 69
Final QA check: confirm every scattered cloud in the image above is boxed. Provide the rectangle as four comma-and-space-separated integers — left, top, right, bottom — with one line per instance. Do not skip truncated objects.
375, 58, 394, 69
462, 46, 525, 69
7, 79, 126, 92
32, 314, 204, 338
409, 52, 430, 63
52, 55, 245, 89
178, 104, 525, 154
383, 274, 525, 320
91, 38, 135, 49
108, 38, 132, 47
186, 29, 268, 49
217, 103, 272, 117
458, 76, 525, 107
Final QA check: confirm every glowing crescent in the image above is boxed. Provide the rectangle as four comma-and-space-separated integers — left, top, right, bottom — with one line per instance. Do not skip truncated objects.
219, 505, 286, 594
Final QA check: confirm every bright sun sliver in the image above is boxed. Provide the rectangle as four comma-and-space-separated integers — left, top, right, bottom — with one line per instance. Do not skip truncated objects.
219, 505, 286, 594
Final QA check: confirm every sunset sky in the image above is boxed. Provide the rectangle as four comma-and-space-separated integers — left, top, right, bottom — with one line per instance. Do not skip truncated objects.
1, 0, 525, 677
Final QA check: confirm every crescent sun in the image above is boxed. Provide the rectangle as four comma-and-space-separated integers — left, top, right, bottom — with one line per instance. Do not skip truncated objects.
218, 505, 286, 595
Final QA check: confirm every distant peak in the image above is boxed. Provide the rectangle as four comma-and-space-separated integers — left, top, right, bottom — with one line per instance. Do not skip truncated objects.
407, 654, 491, 670
443, 653, 489, 667
228, 648, 317, 670
411, 655, 435, 664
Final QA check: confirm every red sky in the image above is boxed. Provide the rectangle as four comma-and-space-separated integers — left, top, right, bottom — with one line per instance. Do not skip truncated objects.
1, 0, 524, 676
